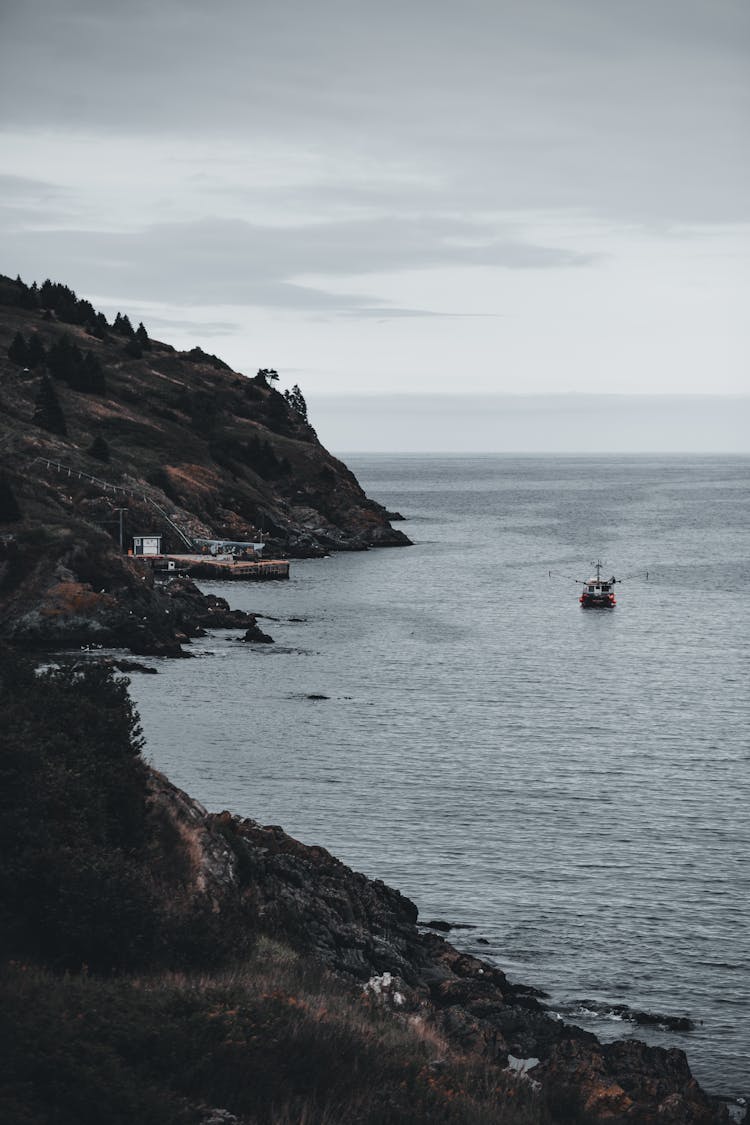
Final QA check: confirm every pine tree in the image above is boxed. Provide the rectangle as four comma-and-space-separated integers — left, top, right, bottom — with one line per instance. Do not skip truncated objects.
26, 334, 46, 368
112, 313, 135, 338
33, 375, 67, 436
82, 350, 106, 394
15, 276, 38, 310
7, 332, 28, 366
284, 383, 308, 420
135, 322, 150, 349
47, 336, 82, 384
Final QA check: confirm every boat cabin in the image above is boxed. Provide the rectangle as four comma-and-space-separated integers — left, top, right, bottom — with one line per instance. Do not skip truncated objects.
585, 579, 613, 595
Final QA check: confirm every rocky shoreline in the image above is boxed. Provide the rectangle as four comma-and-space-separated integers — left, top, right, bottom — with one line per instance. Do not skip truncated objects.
0, 536, 274, 655
147, 768, 729, 1124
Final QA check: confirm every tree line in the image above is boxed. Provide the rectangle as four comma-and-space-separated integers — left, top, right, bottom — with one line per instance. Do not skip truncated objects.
6, 275, 150, 348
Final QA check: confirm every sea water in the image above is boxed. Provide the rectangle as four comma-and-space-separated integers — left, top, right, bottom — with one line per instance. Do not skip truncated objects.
129, 454, 750, 1100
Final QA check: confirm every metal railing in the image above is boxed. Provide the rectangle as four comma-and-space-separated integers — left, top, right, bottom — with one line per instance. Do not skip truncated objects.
30, 457, 195, 551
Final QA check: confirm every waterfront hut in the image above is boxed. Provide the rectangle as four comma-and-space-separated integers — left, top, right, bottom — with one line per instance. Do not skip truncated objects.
132, 534, 162, 556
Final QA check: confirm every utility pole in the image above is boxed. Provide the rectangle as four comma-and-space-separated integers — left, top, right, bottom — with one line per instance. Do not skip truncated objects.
113, 508, 127, 552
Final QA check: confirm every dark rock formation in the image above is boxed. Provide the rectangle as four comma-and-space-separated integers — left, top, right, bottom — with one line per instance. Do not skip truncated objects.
0, 534, 272, 655
568, 999, 696, 1033
536, 1037, 722, 1124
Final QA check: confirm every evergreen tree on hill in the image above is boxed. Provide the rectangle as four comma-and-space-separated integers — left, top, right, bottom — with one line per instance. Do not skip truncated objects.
26, 334, 46, 368
266, 388, 289, 431
33, 374, 67, 436
34, 279, 101, 328
12, 276, 39, 310
284, 383, 308, 421
81, 350, 106, 394
90, 311, 110, 339
45, 336, 106, 393
135, 322, 150, 349
7, 332, 28, 366
113, 313, 136, 338
47, 336, 83, 383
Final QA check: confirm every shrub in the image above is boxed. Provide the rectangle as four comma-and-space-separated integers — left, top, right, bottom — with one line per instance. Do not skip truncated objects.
0, 657, 153, 971
87, 435, 110, 462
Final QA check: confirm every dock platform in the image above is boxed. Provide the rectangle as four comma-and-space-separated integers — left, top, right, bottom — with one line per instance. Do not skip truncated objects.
141, 555, 290, 581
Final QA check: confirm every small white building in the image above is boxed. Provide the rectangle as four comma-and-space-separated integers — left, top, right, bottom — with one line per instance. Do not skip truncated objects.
132, 535, 162, 556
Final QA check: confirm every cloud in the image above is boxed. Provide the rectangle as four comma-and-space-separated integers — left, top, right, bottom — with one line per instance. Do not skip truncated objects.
0, 173, 76, 229
1, 0, 747, 225
130, 315, 242, 337
339, 308, 504, 319
2, 214, 594, 314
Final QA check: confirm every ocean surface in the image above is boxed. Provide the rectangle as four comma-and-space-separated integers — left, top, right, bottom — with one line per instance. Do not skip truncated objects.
128, 454, 749, 1101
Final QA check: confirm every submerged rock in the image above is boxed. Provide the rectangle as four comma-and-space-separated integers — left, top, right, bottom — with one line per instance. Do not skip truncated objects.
572, 998, 696, 1032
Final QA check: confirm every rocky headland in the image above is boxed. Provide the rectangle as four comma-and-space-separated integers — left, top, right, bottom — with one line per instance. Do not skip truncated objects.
0, 273, 408, 654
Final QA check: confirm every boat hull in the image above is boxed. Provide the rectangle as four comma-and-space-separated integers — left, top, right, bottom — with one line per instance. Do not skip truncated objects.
580, 594, 616, 608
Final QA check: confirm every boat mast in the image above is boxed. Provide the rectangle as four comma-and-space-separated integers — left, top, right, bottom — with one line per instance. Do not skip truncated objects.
593, 559, 603, 581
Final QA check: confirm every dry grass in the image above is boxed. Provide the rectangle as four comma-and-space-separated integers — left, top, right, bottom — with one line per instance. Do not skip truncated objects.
1, 940, 551, 1125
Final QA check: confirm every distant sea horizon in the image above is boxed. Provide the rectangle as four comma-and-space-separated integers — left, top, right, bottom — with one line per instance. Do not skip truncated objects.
308, 392, 750, 454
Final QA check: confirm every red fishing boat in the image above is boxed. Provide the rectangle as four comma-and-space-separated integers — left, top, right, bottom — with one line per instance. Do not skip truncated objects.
579, 561, 617, 608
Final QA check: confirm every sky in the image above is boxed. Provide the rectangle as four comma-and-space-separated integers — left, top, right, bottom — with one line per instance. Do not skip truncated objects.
1, 0, 748, 450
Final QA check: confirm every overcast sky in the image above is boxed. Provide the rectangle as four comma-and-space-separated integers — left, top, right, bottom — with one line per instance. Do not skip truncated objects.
1, 0, 748, 449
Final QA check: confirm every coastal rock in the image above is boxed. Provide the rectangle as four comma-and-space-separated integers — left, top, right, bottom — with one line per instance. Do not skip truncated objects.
537, 1036, 725, 1124
0, 538, 274, 655
570, 998, 696, 1032
240, 624, 274, 643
